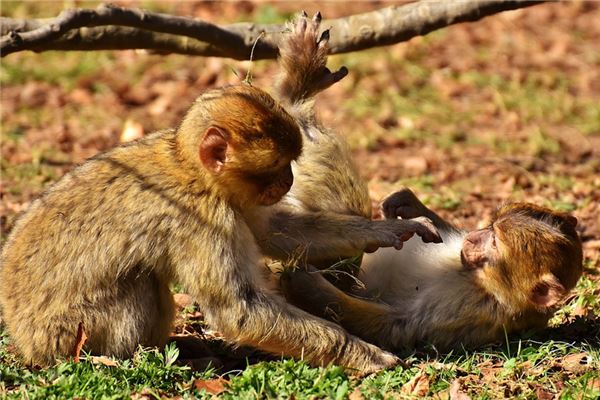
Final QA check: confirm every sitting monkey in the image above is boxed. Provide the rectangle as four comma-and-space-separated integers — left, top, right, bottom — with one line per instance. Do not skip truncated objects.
281, 188, 583, 350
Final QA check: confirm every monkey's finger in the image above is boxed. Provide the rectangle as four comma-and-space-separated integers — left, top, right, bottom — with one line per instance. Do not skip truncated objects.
364, 244, 380, 253
318, 29, 330, 45
399, 232, 414, 242
314, 11, 322, 24
411, 217, 443, 243
295, 12, 308, 34
393, 240, 404, 250
314, 67, 348, 93
332, 66, 349, 82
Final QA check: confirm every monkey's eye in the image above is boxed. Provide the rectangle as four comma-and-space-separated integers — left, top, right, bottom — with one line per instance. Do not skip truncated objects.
490, 231, 497, 249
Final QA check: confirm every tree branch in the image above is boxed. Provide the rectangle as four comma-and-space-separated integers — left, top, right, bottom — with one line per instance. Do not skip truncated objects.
1, 0, 545, 59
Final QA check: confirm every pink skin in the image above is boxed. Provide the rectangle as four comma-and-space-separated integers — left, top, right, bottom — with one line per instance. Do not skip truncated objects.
259, 165, 294, 206
461, 228, 496, 269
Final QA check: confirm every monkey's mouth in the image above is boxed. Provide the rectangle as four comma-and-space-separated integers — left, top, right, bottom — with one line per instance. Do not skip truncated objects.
460, 248, 487, 270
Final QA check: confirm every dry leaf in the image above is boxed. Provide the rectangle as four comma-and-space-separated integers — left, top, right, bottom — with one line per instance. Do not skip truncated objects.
130, 388, 155, 399
401, 371, 430, 397
72, 322, 87, 363
193, 377, 228, 395
449, 379, 471, 400
120, 119, 144, 143
560, 352, 590, 374
91, 356, 118, 367
349, 387, 364, 400
173, 293, 194, 310
534, 385, 555, 400
586, 378, 600, 393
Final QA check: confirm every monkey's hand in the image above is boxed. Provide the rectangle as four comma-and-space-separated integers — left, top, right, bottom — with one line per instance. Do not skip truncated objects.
369, 217, 442, 251
277, 11, 348, 103
382, 188, 431, 220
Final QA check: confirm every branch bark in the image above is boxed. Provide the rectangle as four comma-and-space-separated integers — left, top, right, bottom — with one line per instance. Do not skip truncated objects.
1, 0, 545, 59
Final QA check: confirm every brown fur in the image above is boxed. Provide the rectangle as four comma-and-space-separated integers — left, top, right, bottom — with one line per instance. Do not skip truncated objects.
281, 189, 583, 351
246, 13, 441, 271
0, 84, 399, 372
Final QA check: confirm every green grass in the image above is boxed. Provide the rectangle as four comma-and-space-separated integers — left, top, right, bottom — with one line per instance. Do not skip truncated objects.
2, 301, 599, 399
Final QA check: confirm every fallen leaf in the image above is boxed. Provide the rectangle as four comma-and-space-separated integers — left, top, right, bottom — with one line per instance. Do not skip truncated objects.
193, 377, 228, 395
349, 387, 364, 400
130, 389, 155, 399
401, 371, 430, 397
72, 322, 87, 363
173, 293, 194, 310
586, 378, 600, 393
449, 379, 471, 400
91, 356, 118, 367
534, 385, 555, 400
120, 119, 144, 143
559, 352, 591, 374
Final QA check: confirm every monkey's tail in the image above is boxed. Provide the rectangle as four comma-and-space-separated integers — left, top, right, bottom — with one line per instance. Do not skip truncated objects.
274, 12, 348, 107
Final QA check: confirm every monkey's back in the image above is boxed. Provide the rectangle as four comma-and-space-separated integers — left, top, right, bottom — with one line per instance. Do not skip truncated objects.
0, 131, 205, 363
285, 130, 371, 218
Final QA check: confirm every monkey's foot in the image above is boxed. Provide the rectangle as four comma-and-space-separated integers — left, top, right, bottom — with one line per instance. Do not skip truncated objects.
279, 11, 348, 98
343, 341, 401, 376
382, 187, 430, 220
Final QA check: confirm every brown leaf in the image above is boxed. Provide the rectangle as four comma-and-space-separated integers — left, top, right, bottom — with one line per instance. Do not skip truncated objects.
401, 371, 430, 397
173, 293, 194, 310
586, 378, 600, 393
90, 356, 118, 367
120, 119, 144, 143
349, 387, 364, 400
449, 379, 471, 400
193, 377, 228, 395
559, 352, 591, 374
534, 385, 555, 400
130, 388, 155, 399
72, 322, 87, 363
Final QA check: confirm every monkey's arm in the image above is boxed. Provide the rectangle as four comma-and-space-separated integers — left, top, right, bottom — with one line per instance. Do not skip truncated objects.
172, 221, 398, 374
246, 208, 441, 264
382, 188, 463, 235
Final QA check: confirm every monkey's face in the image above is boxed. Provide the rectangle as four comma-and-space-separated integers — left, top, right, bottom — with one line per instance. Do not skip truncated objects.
195, 85, 302, 209
254, 164, 294, 206
464, 203, 583, 313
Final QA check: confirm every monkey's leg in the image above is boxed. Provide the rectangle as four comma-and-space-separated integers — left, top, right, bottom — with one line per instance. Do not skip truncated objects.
15, 270, 175, 365
280, 268, 403, 350
85, 270, 175, 358
382, 188, 463, 235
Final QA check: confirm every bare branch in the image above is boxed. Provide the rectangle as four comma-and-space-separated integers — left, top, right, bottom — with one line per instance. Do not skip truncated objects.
1, 0, 545, 59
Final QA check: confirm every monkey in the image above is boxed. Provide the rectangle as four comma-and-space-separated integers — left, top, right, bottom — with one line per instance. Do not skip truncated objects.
244, 12, 441, 278
0, 83, 414, 373
280, 188, 584, 351
254, 13, 583, 352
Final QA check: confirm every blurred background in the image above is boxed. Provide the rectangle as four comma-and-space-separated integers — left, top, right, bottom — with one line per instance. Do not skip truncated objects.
1, 1, 599, 269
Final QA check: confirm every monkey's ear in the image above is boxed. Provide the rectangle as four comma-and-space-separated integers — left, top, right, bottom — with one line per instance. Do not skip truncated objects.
200, 127, 228, 174
563, 215, 578, 229
530, 273, 565, 308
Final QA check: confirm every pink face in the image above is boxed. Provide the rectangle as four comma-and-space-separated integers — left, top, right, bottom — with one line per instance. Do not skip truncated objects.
461, 228, 497, 269
257, 164, 294, 206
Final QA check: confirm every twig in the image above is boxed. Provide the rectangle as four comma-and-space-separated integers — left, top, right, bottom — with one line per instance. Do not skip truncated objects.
1, 0, 545, 59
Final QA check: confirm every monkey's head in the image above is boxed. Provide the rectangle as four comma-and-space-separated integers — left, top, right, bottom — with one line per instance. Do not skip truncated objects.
461, 202, 583, 314
178, 84, 302, 208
